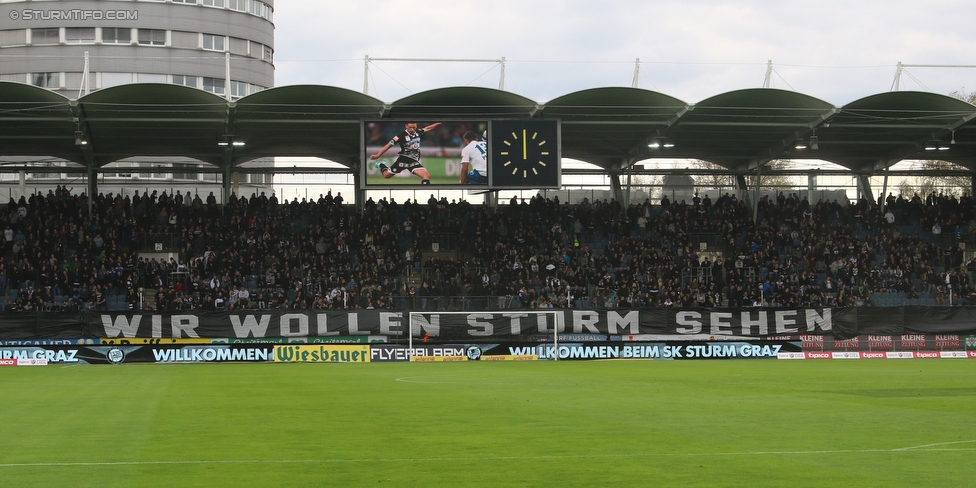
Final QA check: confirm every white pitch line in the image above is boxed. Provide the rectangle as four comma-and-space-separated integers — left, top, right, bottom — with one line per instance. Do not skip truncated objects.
394, 377, 454, 384
893, 439, 976, 451
3, 447, 976, 468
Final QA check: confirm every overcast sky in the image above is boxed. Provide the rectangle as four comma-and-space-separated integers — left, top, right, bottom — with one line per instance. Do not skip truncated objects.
272, 0, 976, 105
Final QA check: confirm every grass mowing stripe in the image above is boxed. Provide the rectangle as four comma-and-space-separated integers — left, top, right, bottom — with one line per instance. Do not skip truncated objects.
4, 445, 976, 467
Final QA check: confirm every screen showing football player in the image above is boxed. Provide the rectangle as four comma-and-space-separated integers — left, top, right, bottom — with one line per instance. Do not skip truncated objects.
459, 130, 488, 185
369, 122, 442, 185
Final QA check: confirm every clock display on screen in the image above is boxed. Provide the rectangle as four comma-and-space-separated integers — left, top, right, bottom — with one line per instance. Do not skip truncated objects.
490, 119, 560, 188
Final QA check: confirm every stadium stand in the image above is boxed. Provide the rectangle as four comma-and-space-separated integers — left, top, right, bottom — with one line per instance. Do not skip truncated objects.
0, 185, 973, 312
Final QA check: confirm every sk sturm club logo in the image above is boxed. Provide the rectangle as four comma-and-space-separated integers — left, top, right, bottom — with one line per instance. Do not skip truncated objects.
466, 346, 482, 361
107, 348, 125, 364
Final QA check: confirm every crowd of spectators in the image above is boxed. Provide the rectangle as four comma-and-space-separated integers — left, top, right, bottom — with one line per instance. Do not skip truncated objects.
1, 184, 974, 312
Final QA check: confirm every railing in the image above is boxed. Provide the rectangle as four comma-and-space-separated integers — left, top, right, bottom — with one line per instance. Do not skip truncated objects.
686, 232, 727, 251
141, 233, 183, 251
416, 232, 463, 252
389, 295, 522, 311
682, 266, 713, 284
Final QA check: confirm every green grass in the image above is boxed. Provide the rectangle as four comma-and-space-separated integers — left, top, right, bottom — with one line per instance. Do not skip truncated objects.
366, 156, 471, 185
1, 360, 975, 487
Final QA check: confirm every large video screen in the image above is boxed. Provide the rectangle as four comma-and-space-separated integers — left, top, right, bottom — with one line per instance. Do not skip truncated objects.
363, 120, 489, 187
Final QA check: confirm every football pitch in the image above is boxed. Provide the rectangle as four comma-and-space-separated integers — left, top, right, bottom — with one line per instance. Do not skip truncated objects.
1, 359, 974, 487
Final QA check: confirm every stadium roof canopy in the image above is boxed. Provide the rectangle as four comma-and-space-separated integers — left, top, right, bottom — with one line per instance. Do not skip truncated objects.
2, 81, 976, 175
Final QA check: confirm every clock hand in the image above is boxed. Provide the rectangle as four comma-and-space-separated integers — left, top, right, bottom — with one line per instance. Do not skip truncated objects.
522, 129, 527, 160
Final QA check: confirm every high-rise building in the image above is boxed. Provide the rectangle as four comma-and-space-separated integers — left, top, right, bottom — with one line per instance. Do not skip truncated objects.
0, 0, 276, 199
0, 0, 274, 98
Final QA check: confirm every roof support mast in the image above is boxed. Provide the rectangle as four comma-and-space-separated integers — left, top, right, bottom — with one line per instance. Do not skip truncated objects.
892, 62, 903, 91
363, 55, 370, 95
78, 51, 90, 98
499, 57, 506, 90
632, 58, 640, 88
225, 52, 232, 102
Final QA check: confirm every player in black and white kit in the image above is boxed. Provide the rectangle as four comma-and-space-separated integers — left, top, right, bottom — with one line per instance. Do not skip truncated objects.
370, 122, 441, 184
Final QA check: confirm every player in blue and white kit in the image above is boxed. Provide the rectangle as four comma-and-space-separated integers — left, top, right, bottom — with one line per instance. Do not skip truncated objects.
370, 122, 441, 184
459, 131, 487, 185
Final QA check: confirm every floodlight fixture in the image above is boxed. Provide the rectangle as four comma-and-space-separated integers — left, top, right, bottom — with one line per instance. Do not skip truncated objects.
218, 135, 244, 147
649, 139, 674, 149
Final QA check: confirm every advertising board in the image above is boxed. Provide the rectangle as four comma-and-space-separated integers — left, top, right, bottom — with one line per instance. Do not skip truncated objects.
273, 345, 370, 363
0, 345, 273, 364
369, 345, 470, 362
497, 341, 801, 361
